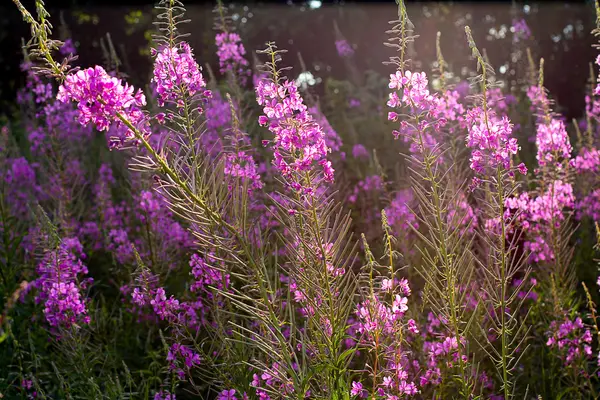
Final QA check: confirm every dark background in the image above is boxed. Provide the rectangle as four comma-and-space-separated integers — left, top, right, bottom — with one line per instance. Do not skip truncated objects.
0, 0, 597, 121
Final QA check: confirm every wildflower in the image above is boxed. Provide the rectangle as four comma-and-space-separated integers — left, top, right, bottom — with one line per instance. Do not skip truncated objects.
60, 38, 76, 56
392, 295, 408, 315
465, 107, 523, 177
154, 391, 176, 400
216, 32, 250, 83
224, 150, 264, 192
512, 18, 531, 43
310, 106, 343, 154
536, 119, 572, 167
255, 79, 334, 190
35, 238, 92, 328
335, 39, 354, 57
151, 288, 181, 321
352, 144, 369, 159
570, 148, 600, 173
218, 389, 237, 400
506, 180, 574, 262
152, 42, 211, 107
57, 66, 148, 149
348, 175, 384, 204
349, 98, 361, 108
350, 381, 366, 397
407, 319, 419, 334
546, 316, 593, 367
384, 190, 418, 234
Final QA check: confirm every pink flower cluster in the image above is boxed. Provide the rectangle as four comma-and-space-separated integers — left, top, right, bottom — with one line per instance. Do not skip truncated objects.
505, 180, 574, 262
224, 150, 264, 192
215, 32, 250, 83
152, 42, 211, 107
34, 238, 92, 328
447, 191, 478, 235
352, 144, 369, 160
387, 70, 451, 155
486, 88, 516, 117
546, 316, 593, 367
388, 71, 437, 113
535, 118, 572, 167
154, 391, 176, 400
353, 278, 420, 398
527, 85, 549, 114
570, 148, 600, 173
511, 18, 531, 43
335, 39, 354, 57
384, 189, 419, 234
465, 107, 526, 178
431, 89, 466, 134
251, 363, 295, 399
256, 79, 334, 191
348, 175, 384, 204
57, 66, 148, 149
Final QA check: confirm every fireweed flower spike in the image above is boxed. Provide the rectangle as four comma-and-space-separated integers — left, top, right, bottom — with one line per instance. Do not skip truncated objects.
465, 107, 525, 180
56, 65, 149, 149
384, 5, 476, 396
464, 25, 530, 400
214, 0, 251, 86
35, 237, 92, 329
255, 68, 334, 192
151, 41, 212, 108
216, 32, 250, 83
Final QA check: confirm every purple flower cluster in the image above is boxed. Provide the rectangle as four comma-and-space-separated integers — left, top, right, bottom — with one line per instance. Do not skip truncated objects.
384, 189, 419, 234
59, 38, 76, 56
217, 389, 239, 400
335, 39, 354, 57
505, 180, 574, 262
511, 18, 531, 43
84, 165, 194, 268
546, 316, 593, 367
4, 157, 40, 217
152, 42, 211, 107
215, 32, 250, 83
251, 363, 295, 399
465, 107, 527, 178
57, 66, 148, 149
256, 79, 334, 191
224, 150, 263, 192
348, 175, 384, 204
189, 253, 230, 295
167, 342, 202, 379
354, 277, 420, 398
486, 88, 516, 117
352, 144, 369, 160
571, 148, 600, 173
535, 118, 572, 167
34, 238, 92, 328
154, 391, 176, 400
387, 70, 450, 155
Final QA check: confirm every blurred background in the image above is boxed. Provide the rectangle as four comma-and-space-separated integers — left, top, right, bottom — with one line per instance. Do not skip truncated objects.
0, 1, 596, 121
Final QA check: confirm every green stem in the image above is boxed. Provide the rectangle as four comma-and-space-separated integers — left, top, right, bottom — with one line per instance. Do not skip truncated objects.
496, 166, 510, 400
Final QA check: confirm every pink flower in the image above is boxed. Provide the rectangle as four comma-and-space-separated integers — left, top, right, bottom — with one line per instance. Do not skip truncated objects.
57, 66, 148, 149
350, 381, 366, 397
